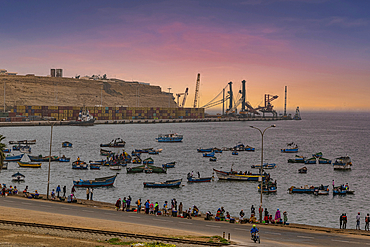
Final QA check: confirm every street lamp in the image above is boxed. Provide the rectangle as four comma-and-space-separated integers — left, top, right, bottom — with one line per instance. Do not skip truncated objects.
46, 122, 56, 199
250, 124, 276, 223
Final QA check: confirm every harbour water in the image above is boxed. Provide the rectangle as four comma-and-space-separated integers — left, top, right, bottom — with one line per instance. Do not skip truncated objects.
1, 112, 369, 229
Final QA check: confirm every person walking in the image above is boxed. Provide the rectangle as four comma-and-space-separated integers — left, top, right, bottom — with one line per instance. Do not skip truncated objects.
356, 212, 361, 230
71, 186, 76, 194
178, 202, 183, 216
90, 187, 93, 201
86, 188, 89, 200
56, 185, 61, 198
62, 186, 66, 198
145, 200, 150, 214
365, 214, 370, 231
122, 197, 126, 211
115, 198, 121, 211
136, 198, 141, 213
342, 214, 347, 229
126, 197, 131, 211
339, 214, 343, 229
283, 211, 288, 225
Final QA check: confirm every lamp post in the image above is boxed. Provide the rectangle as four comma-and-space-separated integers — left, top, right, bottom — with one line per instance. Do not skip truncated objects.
46, 122, 55, 199
250, 124, 276, 223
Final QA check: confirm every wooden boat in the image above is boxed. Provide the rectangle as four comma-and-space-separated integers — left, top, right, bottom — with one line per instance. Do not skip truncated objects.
132, 157, 142, 164
333, 184, 355, 195
213, 148, 222, 153
312, 152, 323, 158
100, 149, 114, 156
148, 150, 159, 155
59, 156, 70, 162
1, 162, 8, 170
144, 179, 182, 188
187, 176, 213, 183
3, 148, 11, 153
127, 164, 166, 174
288, 155, 305, 163
209, 157, 217, 162
197, 148, 213, 153
62, 141, 73, 148
251, 163, 276, 169
314, 185, 329, 195
232, 151, 238, 155
245, 145, 255, 152
110, 165, 122, 170
333, 156, 352, 170
281, 142, 299, 153
298, 166, 307, 173
9, 140, 36, 145
156, 133, 183, 142
19, 146, 31, 154
29, 155, 59, 162
318, 157, 332, 164
213, 168, 266, 181
258, 181, 277, 193
143, 157, 154, 164
17, 161, 41, 168
72, 160, 88, 169
12, 145, 21, 151
89, 164, 101, 170
5, 154, 24, 162
126, 165, 145, 173
305, 157, 317, 164
203, 151, 215, 157
73, 173, 119, 187
100, 138, 125, 148
162, 162, 176, 168
233, 143, 246, 151
288, 185, 329, 194
12, 172, 25, 182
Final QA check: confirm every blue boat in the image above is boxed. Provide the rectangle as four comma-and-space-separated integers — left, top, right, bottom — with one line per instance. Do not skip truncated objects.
72, 160, 88, 169
232, 151, 238, 155
90, 164, 101, 170
288, 185, 329, 194
148, 150, 159, 155
143, 157, 154, 164
5, 154, 24, 162
187, 176, 213, 183
318, 157, 332, 164
203, 151, 215, 157
305, 157, 317, 164
62, 141, 73, 148
197, 148, 213, 153
281, 142, 299, 153
162, 162, 176, 168
210, 157, 217, 162
156, 133, 183, 142
333, 156, 352, 170
245, 145, 255, 152
213, 149, 222, 153
73, 173, 119, 187
288, 155, 305, 163
28, 155, 46, 162
258, 181, 277, 193
312, 152, 323, 158
144, 179, 182, 188
59, 156, 70, 162
3, 148, 11, 153
333, 185, 355, 195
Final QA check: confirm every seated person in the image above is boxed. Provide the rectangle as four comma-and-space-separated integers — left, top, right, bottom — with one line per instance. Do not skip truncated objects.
249, 214, 257, 223
226, 211, 230, 220
34, 190, 39, 198
51, 189, 56, 199
192, 205, 199, 216
205, 211, 213, 220
250, 225, 259, 238
13, 186, 18, 194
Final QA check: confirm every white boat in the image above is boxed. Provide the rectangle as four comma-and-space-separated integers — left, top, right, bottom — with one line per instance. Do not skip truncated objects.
19, 146, 31, 154
109, 165, 122, 170
333, 156, 352, 170
12, 172, 25, 182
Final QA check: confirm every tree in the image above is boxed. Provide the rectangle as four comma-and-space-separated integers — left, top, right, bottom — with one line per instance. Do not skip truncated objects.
0, 134, 5, 172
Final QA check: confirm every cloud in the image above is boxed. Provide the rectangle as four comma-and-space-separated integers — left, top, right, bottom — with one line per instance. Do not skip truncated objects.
326, 17, 368, 28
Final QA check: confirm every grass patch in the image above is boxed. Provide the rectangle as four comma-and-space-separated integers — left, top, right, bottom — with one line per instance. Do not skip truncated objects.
103, 238, 176, 247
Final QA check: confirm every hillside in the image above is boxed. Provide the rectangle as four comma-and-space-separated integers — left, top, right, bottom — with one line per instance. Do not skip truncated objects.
0, 75, 177, 108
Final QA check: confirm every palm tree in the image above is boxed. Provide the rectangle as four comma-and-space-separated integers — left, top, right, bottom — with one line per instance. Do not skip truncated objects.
0, 134, 6, 172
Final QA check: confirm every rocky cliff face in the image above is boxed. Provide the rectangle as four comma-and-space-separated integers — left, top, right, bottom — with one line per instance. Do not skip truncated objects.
0, 75, 177, 108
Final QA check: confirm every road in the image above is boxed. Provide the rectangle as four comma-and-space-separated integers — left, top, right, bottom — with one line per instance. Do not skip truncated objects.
0, 196, 369, 246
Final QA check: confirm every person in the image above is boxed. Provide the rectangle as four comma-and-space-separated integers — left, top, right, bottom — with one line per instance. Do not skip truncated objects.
365, 213, 370, 231
1, 186, 5, 197
86, 188, 89, 200
356, 212, 361, 230
251, 205, 255, 216
332, 180, 335, 189
115, 198, 121, 211
205, 211, 213, 220
178, 202, 183, 216
63, 185, 66, 198
90, 187, 94, 201
56, 185, 61, 198
154, 202, 159, 216
283, 211, 288, 225
197, 172, 200, 178
136, 198, 141, 213
126, 197, 131, 211
187, 208, 192, 219
264, 208, 269, 223
226, 212, 231, 220
163, 201, 168, 215
275, 209, 281, 223
122, 197, 126, 211
239, 209, 245, 222
145, 200, 150, 214
71, 186, 76, 194
51, 189, 55, 199
342, 213, 347, 229
192, 205, 199, 216
250, 224, 259, 238
34, 190, 39, 198
13, 186, 18, 194
340, 214, 343, 229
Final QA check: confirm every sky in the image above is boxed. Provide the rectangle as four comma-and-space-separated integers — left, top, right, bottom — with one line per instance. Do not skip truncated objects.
1, 0, 370, 113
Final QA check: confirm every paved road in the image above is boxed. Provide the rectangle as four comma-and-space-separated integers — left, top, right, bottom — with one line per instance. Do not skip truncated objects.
0, 197, 369, 246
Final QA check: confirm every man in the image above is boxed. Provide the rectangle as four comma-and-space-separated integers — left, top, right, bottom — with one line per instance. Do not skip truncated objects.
145, 200, 150, 214
239, 209, 245, 223
250, 224, 259, 238
365, 214, 370, 231
356, 212, 361, 230
163, 201, 168, 216
115, 198, 121, 211
86, 188, 89, 200
136, 198, 141, 213
339, 214, 343, 229
56, 185, 61, 198
62, 186, 66, 198
342, 214, 347, 229
90, 187, 93, 201
251, 205, 255, 216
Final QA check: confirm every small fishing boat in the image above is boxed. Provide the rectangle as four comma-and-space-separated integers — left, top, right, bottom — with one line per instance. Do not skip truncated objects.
143, 157, 154, 164
203, 151, 215, 157
197, 148, 213, 153
288, 155, 305, 163
100, 149, 114, 156
333, 156, 352, 170
251, 163, 276, 169
233, 143, 246, 151
288, 185, 329, 194
245, 145, 255, 152
210, 157, 217, 162
232, 151, 238, 155
187, 176, 213, 183
73, 173, 119, 187
89, 163, 101, 170
213, 168, 267, 181
11, 172, 25, 182
333, 184, 355, 195
312, 152, 323, 158
62, 141, 73, 148
72, 160, 88, 169
127, 165, 145, 173
18, 145, 31, 153
298, 166, 307, 174
3, 148, 11, 153
281, 142, 299, 153
5, 154, 24, 162
12, 145, 21, 151
9, 140, 36, 145
213, 148, 222, 153
318, 157, 332, 164
258, 181, 277, 193
314, 185, 329, 195
162, 162, 176, 168
100, 138, 126, 148
17, 161, 41, 168
144, 179, 182, 188
132, 157, 142, 164
59, 156, 70, 162
156, 133, 183, 142
28, 155, 46, 162
110, 165, 122, 170
305, 157, 317, 164
148, 150, 159, 155
1, 162, 8, 170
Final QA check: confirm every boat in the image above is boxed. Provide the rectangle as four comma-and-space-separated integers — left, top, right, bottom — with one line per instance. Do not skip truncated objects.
3, 148, 11, 153
59, 156, 71, 162
9, 140, 36, 145
203, 151, 215, 157
127, 165, 145, 173
127, 164, 166, 174
312, 152, 323, 158
28, 155, 59, 162
1, 162, 8, 170
162, 162, 176, 168
281, 142, 299, 153
100, 138, 125, 148
143, 157, 154, 164
251, 163, 276, 169
318, 157, 332, 164
197, 148, 213, 153
233, 143, 246, 151
5, 154, 24, 162
333, 156, 352, 170
293, 106, 302, 120
288, 185, 329, 194
144, 179, 182, 188
72, 160, 88, 169
210, 157, 217, 162
333, 184, 355, 195
73, 173, 119, 187
187, 176, 213, 183
17, 161, 42, 168
245, 145, 255, 152
148, 150, 159, 155
258, 181, 277, 193
305, 157, 317, 164
298, 166, 307, 174
314, 185, 329, 195
100, 149, 114, 156
232, 151, 238, 155
62, 141, 73, 148
69, 109, 95, 126
89, 163, 101, 170
156, 133, 183, 142
288, 155, 305, 163
213, 168, 267, 181
110, 165, 122, 170
132, 157, 142, 164
11, 172, 25, 182
213, 148, 222, 153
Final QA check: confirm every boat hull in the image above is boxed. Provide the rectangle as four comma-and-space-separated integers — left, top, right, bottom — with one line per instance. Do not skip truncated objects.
213, 169, 265, 181
5, 154, 24, 162
69, 119, 95, 126
73, 174, 118, 187
144, 179, 182, 188
17, 161, 41, 168
281, 148, 299, 153
187, 177, 212, 183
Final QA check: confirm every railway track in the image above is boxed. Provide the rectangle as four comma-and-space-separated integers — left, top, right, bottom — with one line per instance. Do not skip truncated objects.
0, 219, 228, 246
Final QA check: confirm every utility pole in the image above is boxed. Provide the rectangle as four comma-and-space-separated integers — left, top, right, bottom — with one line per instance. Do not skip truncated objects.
3, 81, 5, 112
47, 123, 55, 199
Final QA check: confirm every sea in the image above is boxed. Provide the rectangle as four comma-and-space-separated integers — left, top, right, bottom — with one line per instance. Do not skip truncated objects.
1, 111, 369, 229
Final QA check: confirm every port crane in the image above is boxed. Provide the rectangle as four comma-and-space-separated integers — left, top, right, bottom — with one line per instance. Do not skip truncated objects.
193, 73, 200, 108
176, 88, 189, 107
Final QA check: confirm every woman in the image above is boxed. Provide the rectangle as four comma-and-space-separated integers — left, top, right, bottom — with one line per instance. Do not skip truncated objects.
275, 208, 281, 223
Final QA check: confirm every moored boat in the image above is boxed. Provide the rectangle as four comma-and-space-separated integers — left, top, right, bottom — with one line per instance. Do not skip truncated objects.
281, 142, 299, 153
245, 145, 255, 152
9, 140, 36, 145
59, 156, 71, 162
17, 161, 42, 168
73, 173, 119, 187
305, 157, 317, 164
156, 133, 183, 142
62, 141, 73, 148
298, 166, 307, 173
144, 179, 182, 188
100, 138, 126, 148
5, 154, 24, 162
162, 162, 176, 168
143, 157, 154, 164
100, 149, 114, 156
314, 185, 329, 195
213, 168, 267, 181
318, 157, 332, 164
197, 148, 213, 153
333, 184, 355, 195
19, 146, 31, 154
89, 163, 101, 170
232, 151, 238, 155
187, 176, 213, 183
288, 185, 329, 194
258, 181, 277, 193
12, 172, 25, 182
3, 148, 11, 153
72, 160, 88, 169
251, 163, 276, 169
110, 165, 122, 170
203, 151, 215, 157
209, 157, 217, 162
1, 162, 8, 170
333, 156, 352, 170
312, 152, 323, 158
288, 155, 305, 163
69, 109, 95, 126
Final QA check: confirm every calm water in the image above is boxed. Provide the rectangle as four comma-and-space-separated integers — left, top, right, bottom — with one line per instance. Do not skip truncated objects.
1, 112, 369, 229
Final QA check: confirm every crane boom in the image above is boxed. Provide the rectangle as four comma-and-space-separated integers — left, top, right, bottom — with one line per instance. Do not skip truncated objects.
193, 73, 200, 108
182, 88, 188, 107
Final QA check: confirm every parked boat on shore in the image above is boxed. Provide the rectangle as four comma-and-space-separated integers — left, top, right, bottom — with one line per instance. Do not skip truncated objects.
73, 173, 119, 187
213, 168, 267, 181
144, 179, 182, 188
17, 161, 41, 168
281, 142, 299, 153
333, 156, 352, 170
156, 133, 183, 142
